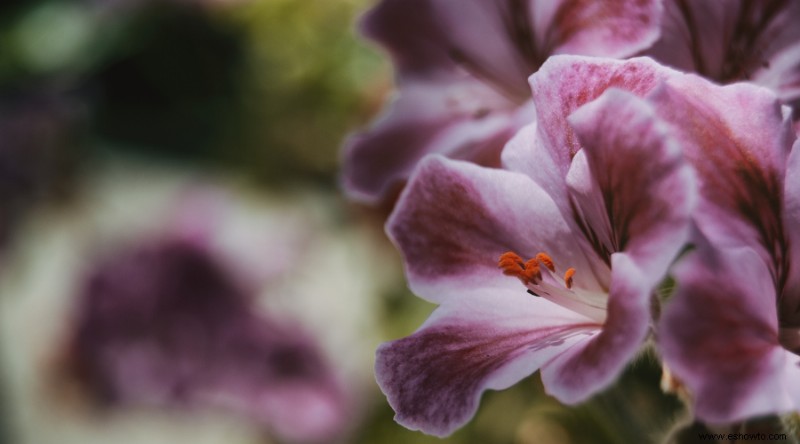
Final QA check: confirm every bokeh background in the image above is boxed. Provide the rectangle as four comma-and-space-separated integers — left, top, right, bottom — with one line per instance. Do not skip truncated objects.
0, 1, 692, 443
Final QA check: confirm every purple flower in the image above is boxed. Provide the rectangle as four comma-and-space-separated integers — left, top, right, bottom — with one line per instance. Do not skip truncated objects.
653, 69, 800, 422
375, 56, 697, 437
342, 0, 663, 204
646, 0, 800, 108
66, 199, 351, 443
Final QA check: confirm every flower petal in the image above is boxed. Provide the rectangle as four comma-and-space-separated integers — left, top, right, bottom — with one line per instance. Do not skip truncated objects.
386, 155, 599, 302
517, 56, 678, 208
342, 80, 524, 204
375, 288, 599, 437
659, 244, 796, 422
547, 0, 662, 58
646, 0, 732, 79
362, 0, 534, 96
362, 0, 661, 96
540, 252, 651, 403
648, 0, 800, 103
648, 76, 794, 270
780, 138, 800, 325
349, 0, 664, 205
566, 88, 696, 279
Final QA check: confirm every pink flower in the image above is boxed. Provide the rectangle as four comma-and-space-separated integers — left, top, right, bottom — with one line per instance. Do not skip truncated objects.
375, 56, 697, 437
342, 0, 663, 204
646, 0, 800, 108
653, 69, 800, 422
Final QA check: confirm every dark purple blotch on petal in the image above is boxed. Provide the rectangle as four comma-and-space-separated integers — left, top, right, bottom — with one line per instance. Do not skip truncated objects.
649, 0, 800, 105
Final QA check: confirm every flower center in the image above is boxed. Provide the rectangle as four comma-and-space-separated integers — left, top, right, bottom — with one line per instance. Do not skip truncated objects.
498, 251, 607, 322
498, 251, 574, 288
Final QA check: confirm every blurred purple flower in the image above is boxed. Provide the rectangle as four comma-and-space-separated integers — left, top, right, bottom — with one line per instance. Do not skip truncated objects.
653, 72, 800, 422
67, 215, 349, 443
375, 56, 696, 437
341, 0, 663, 204
647, 0, 800, 109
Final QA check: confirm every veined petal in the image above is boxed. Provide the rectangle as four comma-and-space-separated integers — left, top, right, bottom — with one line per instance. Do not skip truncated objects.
522, 56, 678, 208
342, 80, 518, 204
646, 0, 732, 79
566, 89, 696, 279
362, 0, 534, 96
362, 0, 662, 96
547, 0, 662, 58
648, 76, 794, 272
386, 155, 600, 303
659, 245, 795, 422
648, 0, 800, 103
540, 253, 650, 403
349, 1, 664, 206
375, 287, 599, 437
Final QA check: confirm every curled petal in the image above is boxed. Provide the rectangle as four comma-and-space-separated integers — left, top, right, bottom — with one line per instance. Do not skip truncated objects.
531, 56, 676, 173
375, 288, 598, 437
547, 0, 662, 58
540, 252, 650, 403
386, 155, 600, 302
566, 88, 696, 279
520, 56, 679, 208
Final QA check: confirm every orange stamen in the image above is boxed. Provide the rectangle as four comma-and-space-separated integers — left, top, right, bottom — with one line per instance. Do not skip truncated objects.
536, 252, 555, 272
564, 268, 576, 289
498, 251, 526, 279
522, 259, 542, 284
499, 251, 577, 291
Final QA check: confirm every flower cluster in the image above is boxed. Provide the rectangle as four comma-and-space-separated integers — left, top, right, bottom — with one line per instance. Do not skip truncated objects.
343, 0, 800, 437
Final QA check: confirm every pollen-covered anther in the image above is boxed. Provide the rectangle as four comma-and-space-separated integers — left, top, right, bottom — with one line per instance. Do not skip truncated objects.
536, 252, 555, 272
498, 251, 526, 280
564, 268, 576, 289
522, 259, 542, 284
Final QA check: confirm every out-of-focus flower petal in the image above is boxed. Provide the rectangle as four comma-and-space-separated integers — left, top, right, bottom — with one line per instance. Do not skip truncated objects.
362, 0, 661, 88
647, 0, 800, 105
546, 0, 662, 58
342, 80, 521, 204
345, 0, 663, 205
375, 287, 598, 437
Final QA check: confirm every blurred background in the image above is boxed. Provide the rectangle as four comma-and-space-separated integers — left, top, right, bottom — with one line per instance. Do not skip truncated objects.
0, 1, 689, 443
